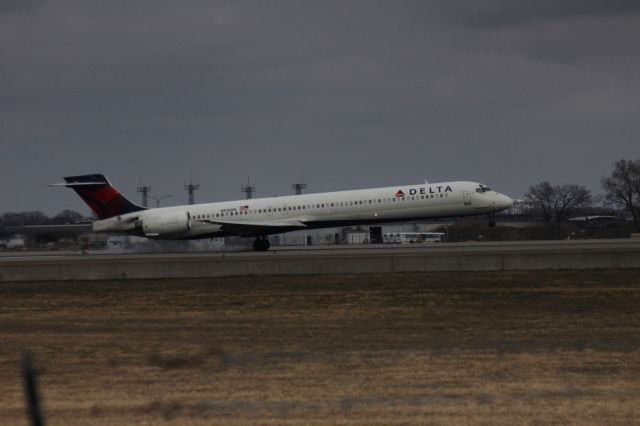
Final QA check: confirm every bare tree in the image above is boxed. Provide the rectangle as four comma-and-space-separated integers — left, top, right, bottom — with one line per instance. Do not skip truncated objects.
526, 182, 592, 224
525, 181, 554, 223
601, 159, 640, 232
51, 210, 86, 225
0, 211, 51, 226
553, 184, 592, 223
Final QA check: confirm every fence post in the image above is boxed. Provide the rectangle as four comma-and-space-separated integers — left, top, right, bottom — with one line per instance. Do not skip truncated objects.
22, 352, 45, 426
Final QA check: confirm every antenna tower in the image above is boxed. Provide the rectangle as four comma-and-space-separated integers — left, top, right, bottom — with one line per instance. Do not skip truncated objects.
137, 177, 151, 208
184, 175, 200, 205
292, 171, 307, 195
241, 175, 255, 199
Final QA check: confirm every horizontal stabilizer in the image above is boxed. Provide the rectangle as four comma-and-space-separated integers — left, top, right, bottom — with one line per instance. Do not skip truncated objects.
48, 181, 110, 187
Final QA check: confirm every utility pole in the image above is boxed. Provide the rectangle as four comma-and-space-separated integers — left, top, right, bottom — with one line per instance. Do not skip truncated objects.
137, 177, 151, 208
184, 175, 199, 205
241, 175, 255, 200
292, 171, 306, 195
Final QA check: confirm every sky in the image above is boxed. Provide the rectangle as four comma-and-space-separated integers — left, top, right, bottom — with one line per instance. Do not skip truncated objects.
1, 0, 639, 215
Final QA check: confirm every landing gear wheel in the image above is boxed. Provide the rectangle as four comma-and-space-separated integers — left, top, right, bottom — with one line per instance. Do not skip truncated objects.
252, 238, 271, 251
488, 214, 496, 228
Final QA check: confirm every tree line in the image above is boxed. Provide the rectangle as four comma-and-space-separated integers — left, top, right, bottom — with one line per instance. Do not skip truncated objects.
525, 159, 640, 231
0, 210, 90, 227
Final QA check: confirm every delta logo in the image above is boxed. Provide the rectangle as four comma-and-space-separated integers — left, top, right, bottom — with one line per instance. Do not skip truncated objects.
394, 186, 454, 197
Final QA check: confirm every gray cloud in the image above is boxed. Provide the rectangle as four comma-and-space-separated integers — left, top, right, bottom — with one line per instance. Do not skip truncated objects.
439, 0, 640, 28
1, 1, 639, 214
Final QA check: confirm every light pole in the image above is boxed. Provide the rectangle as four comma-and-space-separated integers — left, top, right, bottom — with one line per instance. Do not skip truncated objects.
149, 195, 172, 208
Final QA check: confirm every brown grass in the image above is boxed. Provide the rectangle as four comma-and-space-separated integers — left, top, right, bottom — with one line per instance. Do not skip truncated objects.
1, 270, 640, 425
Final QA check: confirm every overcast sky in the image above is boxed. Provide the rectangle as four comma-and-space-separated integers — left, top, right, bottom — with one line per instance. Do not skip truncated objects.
1, 0, 639, 215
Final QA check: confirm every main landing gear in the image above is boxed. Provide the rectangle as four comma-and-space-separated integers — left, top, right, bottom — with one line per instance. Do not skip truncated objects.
253, 237, 271, 251
488, 213, 496, 228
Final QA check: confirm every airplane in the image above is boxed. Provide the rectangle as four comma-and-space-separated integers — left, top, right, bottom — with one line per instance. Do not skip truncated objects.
51, 174, 513, 251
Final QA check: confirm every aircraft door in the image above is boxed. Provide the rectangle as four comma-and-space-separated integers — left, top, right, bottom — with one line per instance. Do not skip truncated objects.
463, 191, 471, 205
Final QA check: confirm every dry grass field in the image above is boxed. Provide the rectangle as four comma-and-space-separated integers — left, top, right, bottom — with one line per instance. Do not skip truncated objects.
1, 270, 640, 425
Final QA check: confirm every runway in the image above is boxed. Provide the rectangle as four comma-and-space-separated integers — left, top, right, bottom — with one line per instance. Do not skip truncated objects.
1, 239, 639, 282
3, 238, 640, 258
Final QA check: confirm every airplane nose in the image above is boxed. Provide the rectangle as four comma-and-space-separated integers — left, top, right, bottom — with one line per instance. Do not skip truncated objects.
499, 194, 513, 210
491, 193, 512, 211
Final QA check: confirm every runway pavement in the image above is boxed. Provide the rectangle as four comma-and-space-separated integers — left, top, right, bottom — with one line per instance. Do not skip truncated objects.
1, 239, 640, 259
1, 239, 639, 281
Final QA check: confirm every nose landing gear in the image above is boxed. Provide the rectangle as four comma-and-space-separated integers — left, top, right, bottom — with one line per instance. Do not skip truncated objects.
488, 214, 496, 227
253, 237, 271, 251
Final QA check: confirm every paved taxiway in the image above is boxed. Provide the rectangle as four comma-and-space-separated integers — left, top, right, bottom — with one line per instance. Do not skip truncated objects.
1, 238, 639, 259
1, 239, 639, 282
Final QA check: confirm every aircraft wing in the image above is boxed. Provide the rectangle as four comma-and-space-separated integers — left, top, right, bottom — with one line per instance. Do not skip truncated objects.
197, 218, 307, 237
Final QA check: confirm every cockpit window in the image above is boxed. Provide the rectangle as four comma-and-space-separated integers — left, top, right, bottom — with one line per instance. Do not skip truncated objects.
476, 184, 492, 193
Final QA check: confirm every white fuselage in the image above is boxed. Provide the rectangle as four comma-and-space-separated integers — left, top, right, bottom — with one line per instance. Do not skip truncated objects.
93, 181, 512, 239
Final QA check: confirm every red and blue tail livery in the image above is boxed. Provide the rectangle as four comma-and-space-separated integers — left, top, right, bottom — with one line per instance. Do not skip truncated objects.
56, 174, 146, 220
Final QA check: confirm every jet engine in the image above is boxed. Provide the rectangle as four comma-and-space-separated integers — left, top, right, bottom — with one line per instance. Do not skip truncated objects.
142, 211, 191, 236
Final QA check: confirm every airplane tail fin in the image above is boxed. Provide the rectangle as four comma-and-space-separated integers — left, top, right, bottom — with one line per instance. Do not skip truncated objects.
51, 174, 147, 220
